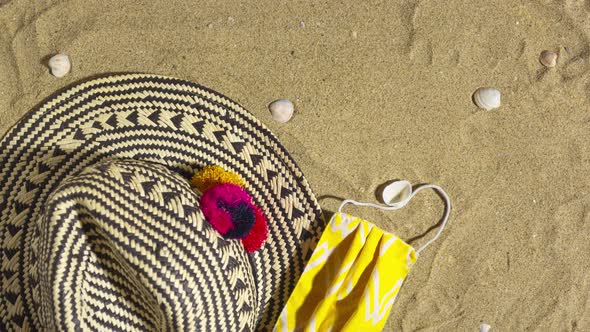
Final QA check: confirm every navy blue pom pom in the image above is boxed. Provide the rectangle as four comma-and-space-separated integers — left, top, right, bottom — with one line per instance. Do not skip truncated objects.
217, 200, 256, 239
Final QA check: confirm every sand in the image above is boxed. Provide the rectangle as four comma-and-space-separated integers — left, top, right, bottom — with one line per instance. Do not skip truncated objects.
1, 0, 589, 330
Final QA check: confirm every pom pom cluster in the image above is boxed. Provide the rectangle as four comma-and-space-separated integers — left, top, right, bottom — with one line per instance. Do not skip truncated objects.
194, 166, 268, 253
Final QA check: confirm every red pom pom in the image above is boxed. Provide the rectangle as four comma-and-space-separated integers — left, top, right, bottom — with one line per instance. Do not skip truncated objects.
241, 206, 268, 253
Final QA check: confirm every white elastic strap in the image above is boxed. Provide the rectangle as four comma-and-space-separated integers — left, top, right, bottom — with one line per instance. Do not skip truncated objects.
338, 184, 451, 255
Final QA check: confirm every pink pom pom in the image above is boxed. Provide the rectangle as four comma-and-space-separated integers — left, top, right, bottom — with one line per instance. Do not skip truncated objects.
200, 183, 256, 238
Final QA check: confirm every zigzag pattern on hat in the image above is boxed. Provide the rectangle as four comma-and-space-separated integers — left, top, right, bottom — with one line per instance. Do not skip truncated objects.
0, 74, 324, 331
33, 160, 256, 331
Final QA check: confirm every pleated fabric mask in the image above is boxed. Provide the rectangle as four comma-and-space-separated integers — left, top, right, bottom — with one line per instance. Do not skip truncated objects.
274, 182, 451, 332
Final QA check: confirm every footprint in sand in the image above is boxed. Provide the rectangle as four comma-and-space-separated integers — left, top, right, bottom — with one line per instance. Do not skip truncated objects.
531, 196, 590, 329
559, 1, 590, 80
404, 1, 461, 66
401, 0, 432, 65
551, 197, 590, 267
560, 49, 590, 81
409, 39, 433, 65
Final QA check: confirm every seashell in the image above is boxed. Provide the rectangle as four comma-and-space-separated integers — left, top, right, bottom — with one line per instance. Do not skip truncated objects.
48, 54, 71, 78
480, 323, 491, 332
539, 50, 558, 68
382, 180, 412, 207
269, 99, 294, 123
472, 87, 501, 111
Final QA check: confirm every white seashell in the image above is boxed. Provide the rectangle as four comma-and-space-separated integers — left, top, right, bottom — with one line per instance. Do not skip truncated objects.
539, 50, 558, 68
480, 323, 491, 332
48, 54, 71, 78
473, 87, 501, 111
382, 180, 412, 207
269, 99, 294, 123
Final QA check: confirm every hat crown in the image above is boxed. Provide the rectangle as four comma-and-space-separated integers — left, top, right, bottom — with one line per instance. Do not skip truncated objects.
35, 159, 257, 331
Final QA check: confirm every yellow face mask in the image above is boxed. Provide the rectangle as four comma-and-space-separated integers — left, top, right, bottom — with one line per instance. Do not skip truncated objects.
274, 183, 451, 332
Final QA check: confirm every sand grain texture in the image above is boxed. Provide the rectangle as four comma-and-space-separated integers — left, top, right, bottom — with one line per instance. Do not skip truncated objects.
1, 0, 589, 330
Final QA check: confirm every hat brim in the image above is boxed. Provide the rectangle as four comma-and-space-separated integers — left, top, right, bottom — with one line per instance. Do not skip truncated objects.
0, 74, 324, 331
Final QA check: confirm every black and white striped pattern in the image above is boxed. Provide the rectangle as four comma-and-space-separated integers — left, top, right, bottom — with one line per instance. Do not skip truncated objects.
0, 74, 324, 331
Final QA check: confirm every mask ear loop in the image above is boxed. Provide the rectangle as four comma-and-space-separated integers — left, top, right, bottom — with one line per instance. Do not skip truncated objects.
337, 183, 451, 255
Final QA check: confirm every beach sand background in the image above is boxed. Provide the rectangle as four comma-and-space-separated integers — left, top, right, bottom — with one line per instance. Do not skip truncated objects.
1, 0, 589, 330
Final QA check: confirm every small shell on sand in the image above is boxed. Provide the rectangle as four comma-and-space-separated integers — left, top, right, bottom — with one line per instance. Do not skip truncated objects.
539, 50, 558, 68
269, 99, 294, 123
473, 87, 501, 111
480, 323, 491, 332
48, 54, 71, 78
381, 180, 412, 206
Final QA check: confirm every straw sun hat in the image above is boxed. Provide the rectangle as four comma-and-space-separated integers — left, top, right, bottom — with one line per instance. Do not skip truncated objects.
0, 74, 323, 331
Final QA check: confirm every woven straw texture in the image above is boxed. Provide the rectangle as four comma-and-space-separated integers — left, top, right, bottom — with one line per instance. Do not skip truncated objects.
0, 74, 324, 331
